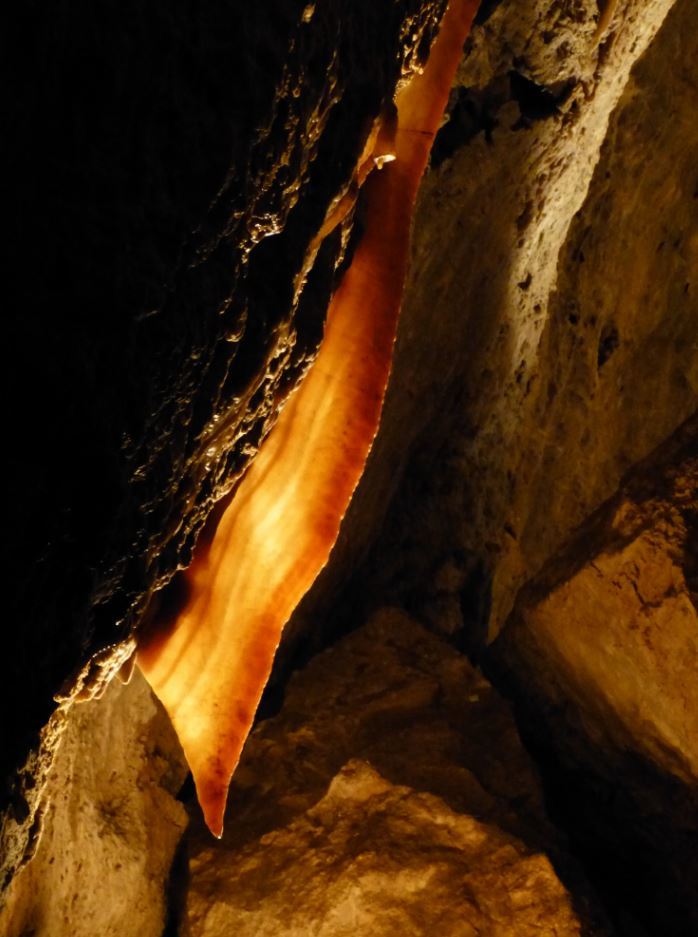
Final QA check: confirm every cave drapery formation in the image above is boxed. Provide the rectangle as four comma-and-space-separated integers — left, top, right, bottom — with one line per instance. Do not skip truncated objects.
2, 1, 697, 936
137, 0, 479, 840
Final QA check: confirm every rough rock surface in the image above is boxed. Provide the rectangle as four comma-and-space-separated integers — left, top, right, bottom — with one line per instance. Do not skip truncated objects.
499, 416, 698, 784
2, 0, 446, 895
492, 415, 698, 936
0, 671, 188, 937
291, 0, 689, 645
187, 761, 582, 937
277, 0, 697, 932
182, 610, 609, 936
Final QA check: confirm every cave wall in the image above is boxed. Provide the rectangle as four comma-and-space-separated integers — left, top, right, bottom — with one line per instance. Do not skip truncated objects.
285, 0, 697, 931
182, 609, 612, 937
492, 414, 697, 936
293, 0, 689, 644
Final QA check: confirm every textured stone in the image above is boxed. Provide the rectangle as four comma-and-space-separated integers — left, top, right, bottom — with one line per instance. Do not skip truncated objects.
182, 610, 608, 936
0, 671, 187, 937
187, 761, 583, 937
492, 415, 698, 935
501, 419, 698, 781
291, 0, 687, 647
276, 1, 697, 931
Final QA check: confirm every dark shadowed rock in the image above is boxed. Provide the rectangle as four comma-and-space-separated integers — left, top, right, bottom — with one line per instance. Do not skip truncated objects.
490, 414, 698, 936
2, 0, 446, 897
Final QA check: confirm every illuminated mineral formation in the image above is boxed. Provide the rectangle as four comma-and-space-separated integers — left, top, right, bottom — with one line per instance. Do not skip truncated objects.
137, 0, 479, 837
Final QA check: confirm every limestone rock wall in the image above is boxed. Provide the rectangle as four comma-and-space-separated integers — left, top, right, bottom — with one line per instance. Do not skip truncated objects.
492, 415, 698, 936
3, 1, 696, 934
292, 0, 688, 643
280, 0, 697, 932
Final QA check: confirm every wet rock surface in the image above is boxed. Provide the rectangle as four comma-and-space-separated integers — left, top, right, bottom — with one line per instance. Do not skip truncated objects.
3, 0, 445, 893
182, 610, 609, 936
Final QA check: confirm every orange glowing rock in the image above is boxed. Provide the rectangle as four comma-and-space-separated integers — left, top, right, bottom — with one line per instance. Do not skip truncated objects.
137, 0, 479, 838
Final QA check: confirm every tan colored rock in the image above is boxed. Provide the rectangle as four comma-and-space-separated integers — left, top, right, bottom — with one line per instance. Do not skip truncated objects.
497, 415, 697, 774
0, 672, 187, 937
494, 415, 698, 932
284, 9, 697, 926
422, 0, 696, 635
183, 610, 608, 936
186, 760, 582, 937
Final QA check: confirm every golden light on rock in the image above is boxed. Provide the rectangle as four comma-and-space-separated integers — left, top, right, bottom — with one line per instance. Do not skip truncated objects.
137, 0, 480, 838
